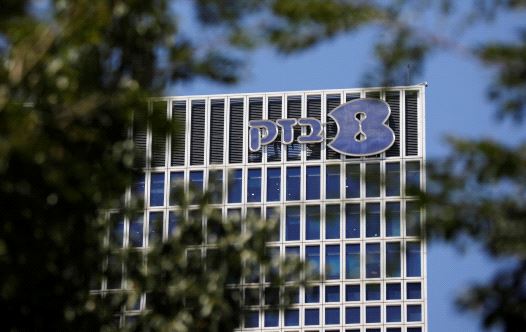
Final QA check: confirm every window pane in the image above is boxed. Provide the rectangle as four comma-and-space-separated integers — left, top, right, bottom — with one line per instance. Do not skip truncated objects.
408, 328, 422, 332
306, 166, 320, 200
326, 165, 340, 199
169, 171, 184, 206
208, 170, 223, 204
264, 310, 279, 327
286, 167, 301, 200
189, 171, 204, 204
386, 283, 401, 300
245, 289, 260, 306
326, 204, 340, 239
407, 242, 421, 277
306, 206, 320, 240
407, 304, 422, 322
346, 284, 360, 301
366, 283, 380, 301
366, 243, 380, 278
285, 246, 300, 281
129, 213, 144, 247
366, 203, 380, 237
345, 307, 360, 324
132, 174, 145, 206
266, 247, 280, 282
244, 311, 259, 328
306, 246, 320, 278
406, 161, 421, 195
366, 306, 381, 323
325, 307, 340, 325
266, 207, 280, 241
325, 285, 340, 302
285, 286, 299, 304
365, 163, 380, 197
346, 163, 361, 198
406, 201, 421, 236
386, 242, 401, 277
285, 309, 299, 326
168, 211, 178, 236
304, 308, 319, 325
346, 203, 360, 238
107, 255, 122, 289
247, 168, 261, 202
150, 173, 165, 206
326, 245, 340, 279
266, 168, 281, 201
386, 305, 401, 322
109, 213, 124, 248
386, 162, 400, 196
387, 328, 402, 332
385, 202, 400, 237
228, 169, 242, 203
407, 282, 422, 299
285, 206, 300, 241
305, 285, 319, 303
346, 244, 360, 279
148, 211, 163, 246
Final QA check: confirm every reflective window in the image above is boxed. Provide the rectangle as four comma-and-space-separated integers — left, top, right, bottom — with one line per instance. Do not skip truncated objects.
325, 307, 340, 325
285, 309, 299, 326
346, 284, 360, 301
326, 165, 340, 199
266, 247, 280, 282
132, 174, 145, 206
366, 243, 380, 278
264, 310, 279, 327
386, 242, 401, 277
386, 305, 401, 322
247, 168, 261, 202
266, 207, 280, 241
326, 245, 340, 279
408, 328, 422, 332
244, 288, 259, 306
306, 166, 320, 200
386, 162, 400, 196
208, 170, 223, 204
129, 213, 144, 247
189, 170, 204, 204
366, 283, 380, 301
366, 306, 381, 323
345, 307, 360, 324
109, 213, 124, 248
266, 168, 281, 201
407, 242, 421, 277
346, 203, 360, 238
228, 169, 242, 203
244, 311, 259, 328
107, 255, 122, 289
286, 167, 301, 200
406, 201, 421, 236
285, 286, 299, 303
169, 171, 184, 206
285, 206, 300, 241
407, 304, 422, 322
366, 163, 380, 197
150, 172, 165, 206
168, 211, 178, 236
306, 246, 320, 277
304, 308, 319, 325
326, 204, 340, 239
285, 246, 300, 282
305, 285, 320, 303
148, 211, 163, 246
346, 163, 361, 198
306, 206, 320, 240
346, 244, 360, 279
325, 285, 340, 302
366, 203, 380, 237
387, 328, 402, 332
386, 283, 401, 300
188, 210, 203, 245
385, 202, 400, 237
406, 161, 421, 194
407, 282, 422, 299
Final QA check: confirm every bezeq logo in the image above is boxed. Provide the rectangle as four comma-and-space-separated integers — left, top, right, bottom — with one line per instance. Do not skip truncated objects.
328, 98, 395, 156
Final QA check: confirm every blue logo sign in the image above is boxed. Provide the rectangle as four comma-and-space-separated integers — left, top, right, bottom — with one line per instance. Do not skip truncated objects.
328, 98, 395, 156
248, 98, 395, 156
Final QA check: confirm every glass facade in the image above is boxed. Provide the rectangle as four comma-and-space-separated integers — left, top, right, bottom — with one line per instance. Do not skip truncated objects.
101, 86, 426, 331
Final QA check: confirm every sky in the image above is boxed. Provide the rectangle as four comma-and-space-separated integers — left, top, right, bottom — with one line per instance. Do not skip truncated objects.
168, 6, 524, 332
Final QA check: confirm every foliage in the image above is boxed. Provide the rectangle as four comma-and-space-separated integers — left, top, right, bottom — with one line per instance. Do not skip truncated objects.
1, 0, 526, 331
